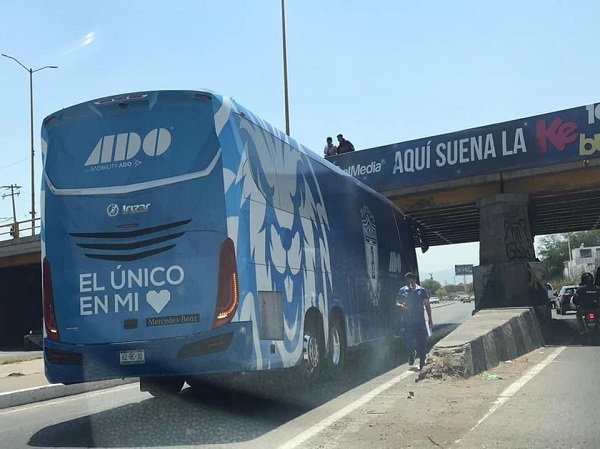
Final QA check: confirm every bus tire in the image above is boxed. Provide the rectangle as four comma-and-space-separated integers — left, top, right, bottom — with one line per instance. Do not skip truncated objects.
327, 315, 346, 378
141, 376, 184, 398
302, 317, 325, 383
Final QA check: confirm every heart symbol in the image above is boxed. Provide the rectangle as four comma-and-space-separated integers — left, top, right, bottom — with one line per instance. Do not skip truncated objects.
146, 290, 171, 314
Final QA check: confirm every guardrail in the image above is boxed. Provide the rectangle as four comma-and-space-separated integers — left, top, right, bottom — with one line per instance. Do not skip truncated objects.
0, 218, 40, 241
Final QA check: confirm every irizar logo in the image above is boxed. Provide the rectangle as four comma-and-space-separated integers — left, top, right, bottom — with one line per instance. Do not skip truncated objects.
344, 161, 382, 177
106, 203, 151, 217
123, 203, 150, 215
85, 128, 172, 168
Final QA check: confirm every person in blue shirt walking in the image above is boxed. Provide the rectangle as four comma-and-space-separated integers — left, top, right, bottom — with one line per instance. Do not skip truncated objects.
396, 272, 433, 370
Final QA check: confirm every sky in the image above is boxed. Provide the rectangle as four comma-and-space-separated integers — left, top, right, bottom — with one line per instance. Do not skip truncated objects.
1, 0, 598, 282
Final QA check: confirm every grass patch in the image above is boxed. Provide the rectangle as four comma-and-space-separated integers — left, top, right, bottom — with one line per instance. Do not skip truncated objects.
1, 358, 32, 365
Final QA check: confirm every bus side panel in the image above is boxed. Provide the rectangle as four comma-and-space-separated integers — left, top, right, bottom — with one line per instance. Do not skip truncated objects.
309, 161, 356, 346
330, 181, 374, 344
218, 104, 335, 370
323, 183, 406, 346
214, 97, 419, 371
212, 96, 263, 372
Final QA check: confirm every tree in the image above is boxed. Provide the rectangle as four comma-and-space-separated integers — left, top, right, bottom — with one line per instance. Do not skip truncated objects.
421, 278, 441, 295
435, 287, 447, 299
445, 284, 459, 293
537, 230, 600, 280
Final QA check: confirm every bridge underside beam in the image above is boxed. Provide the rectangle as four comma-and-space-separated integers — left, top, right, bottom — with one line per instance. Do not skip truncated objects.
0, 252, 41, 269
387, 163, 600, 247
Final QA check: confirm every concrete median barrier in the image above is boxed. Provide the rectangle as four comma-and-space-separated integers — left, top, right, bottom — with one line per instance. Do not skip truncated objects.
424, 307, 545, 378
0, 378, 138, 410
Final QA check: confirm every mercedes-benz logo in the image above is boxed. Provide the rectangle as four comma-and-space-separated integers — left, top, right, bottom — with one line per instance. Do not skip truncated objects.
106, 204, 119, 217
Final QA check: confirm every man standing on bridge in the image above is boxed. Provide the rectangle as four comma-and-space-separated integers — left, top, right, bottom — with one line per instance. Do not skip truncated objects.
397, 272, 433, 370
336, 134, 355, 153
324, 136, 337, 158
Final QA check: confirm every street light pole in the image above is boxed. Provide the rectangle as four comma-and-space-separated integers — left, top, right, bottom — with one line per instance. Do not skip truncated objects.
281, 0, 290, 135
2, 54, 57, 235
567, 233, 573, 279
29, 68, 35, 235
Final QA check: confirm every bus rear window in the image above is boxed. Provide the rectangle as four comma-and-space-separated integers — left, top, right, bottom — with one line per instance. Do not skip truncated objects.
43, 92, 219, 191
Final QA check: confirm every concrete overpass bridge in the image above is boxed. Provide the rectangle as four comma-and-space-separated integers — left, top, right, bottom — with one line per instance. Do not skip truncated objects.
2, 102, 600, 345
0, 220, 41, 347
329, 101, 600, 308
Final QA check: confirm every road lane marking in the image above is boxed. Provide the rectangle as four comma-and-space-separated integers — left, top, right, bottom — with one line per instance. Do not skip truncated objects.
278, 369, 414, 449
0, 384, 139, 416
455, 345, 566, 443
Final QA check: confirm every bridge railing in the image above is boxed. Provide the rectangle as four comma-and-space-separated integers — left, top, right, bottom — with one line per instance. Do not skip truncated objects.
0, 218, 41, 241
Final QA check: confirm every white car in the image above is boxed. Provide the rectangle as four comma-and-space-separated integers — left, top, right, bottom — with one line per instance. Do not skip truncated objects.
545, 283, 558, 305
429, 296, 440, 304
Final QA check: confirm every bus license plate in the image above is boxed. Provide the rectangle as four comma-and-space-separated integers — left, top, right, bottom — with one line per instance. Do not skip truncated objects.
120, 349, 145, 365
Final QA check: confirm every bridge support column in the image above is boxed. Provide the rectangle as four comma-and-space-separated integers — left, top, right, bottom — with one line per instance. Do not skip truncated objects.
473, 194, 547, 309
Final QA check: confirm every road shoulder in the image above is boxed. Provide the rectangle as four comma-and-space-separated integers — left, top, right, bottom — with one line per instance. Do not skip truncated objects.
297, 349, 551, 448
0, 358, 137, 409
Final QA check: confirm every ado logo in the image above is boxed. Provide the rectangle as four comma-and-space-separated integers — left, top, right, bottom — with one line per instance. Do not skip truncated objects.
85, 128, 172, 167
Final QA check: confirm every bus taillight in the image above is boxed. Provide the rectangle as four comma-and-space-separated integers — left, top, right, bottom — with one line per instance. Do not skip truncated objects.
42, 258, 61, 342
213, 238, 239, 328
194, 93, 212, 101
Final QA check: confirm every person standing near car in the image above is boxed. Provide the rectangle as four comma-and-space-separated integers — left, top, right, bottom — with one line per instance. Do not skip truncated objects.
396, 272, 433, 370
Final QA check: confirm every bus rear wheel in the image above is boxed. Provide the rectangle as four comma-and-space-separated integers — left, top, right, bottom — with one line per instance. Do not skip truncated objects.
327, 316, 346, 378
302, 320, 324, 383
140, 376, 184, 398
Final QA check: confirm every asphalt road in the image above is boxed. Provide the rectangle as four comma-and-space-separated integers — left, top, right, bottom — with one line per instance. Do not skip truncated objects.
429, 301, 474, 341
0, 302, 474, 449
455, 309, 599, 448
457, 347, 600, 448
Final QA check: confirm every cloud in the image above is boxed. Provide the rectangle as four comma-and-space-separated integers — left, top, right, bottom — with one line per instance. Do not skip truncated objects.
81, 32, 95, 47
61, 31, 96, 56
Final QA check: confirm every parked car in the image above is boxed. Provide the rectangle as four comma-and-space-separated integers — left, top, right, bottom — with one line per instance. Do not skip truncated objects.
545, 283, 558, 307
429, 296, 440, 304
23, 329, 42, 351
555, 285, 578, 315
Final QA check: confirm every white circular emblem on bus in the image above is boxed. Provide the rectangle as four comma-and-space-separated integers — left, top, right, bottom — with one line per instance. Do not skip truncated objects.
107, 204, 119, 217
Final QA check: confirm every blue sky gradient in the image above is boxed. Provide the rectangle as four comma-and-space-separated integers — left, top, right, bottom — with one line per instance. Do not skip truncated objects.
1, 0, 598, 276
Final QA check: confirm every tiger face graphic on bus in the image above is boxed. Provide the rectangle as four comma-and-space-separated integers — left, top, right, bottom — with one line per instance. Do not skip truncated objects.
217, 101, 333, 369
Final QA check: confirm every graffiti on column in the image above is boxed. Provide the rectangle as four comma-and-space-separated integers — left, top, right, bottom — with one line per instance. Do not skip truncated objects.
504, 218, 535, 260
479, 265, 496, 309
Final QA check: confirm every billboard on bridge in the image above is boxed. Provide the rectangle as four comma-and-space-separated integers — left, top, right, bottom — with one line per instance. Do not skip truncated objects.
330, 102, 600, 191
455, 264, 474, 276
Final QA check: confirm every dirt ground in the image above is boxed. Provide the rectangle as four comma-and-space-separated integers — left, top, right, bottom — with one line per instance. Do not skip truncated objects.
304, 349, 551, 449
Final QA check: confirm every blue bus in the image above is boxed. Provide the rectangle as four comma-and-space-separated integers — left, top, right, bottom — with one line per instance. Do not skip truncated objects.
41, 90, 426, 395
